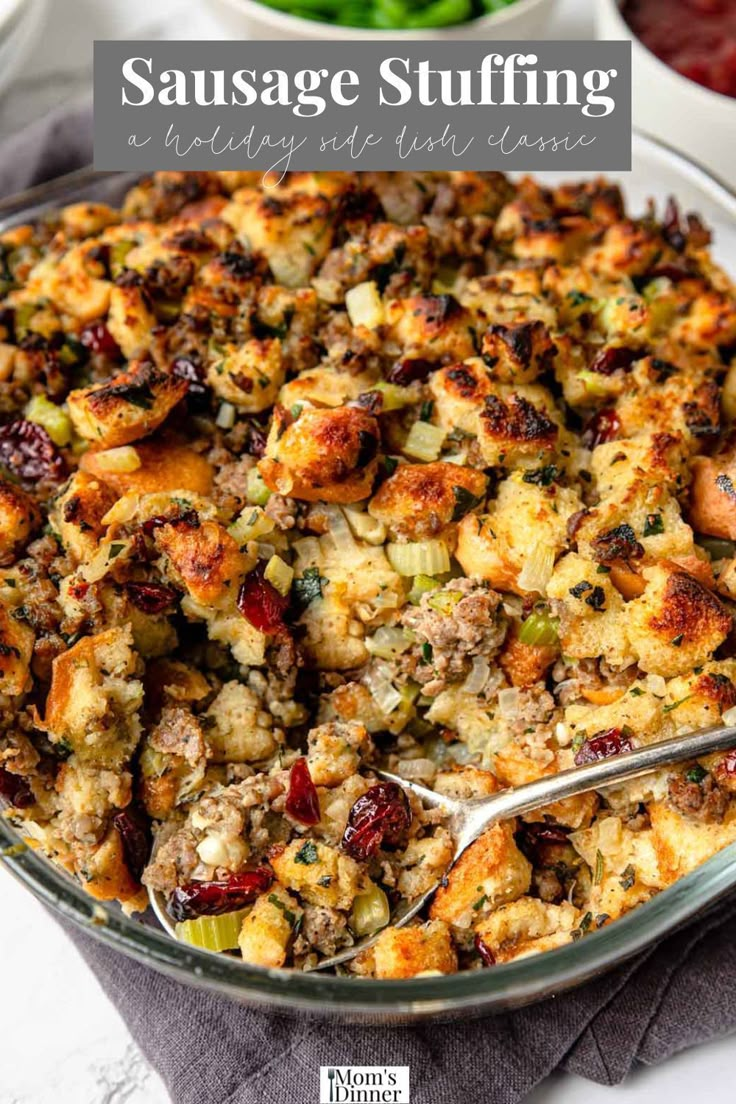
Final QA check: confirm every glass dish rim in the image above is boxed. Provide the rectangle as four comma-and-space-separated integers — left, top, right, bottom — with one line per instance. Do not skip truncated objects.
1, 130, 736, 1018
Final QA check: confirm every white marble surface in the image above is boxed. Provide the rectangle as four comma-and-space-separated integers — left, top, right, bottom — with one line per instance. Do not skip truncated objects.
1, 2, 735, 1102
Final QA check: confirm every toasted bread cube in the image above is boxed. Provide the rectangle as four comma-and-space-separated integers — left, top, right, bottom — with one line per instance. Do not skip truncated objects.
270, 839, 366, 911
106, 284, 157, 361
60, 202, 119, 237
480, 319, 557, 385
397, 832, 454, 900
204, 681, 280, 763
0, 479, 40, 565
372, 920, 457, 979
51, 471, 117, 563
207, 338, 284, 412
384, 295, 476, 363
78, 825, 146, 908
81, 438, 213, 497
238, 884, 302, 968
259, 405, 379, 504
649, 801, 736, 884
456, 473, 580, 596
474, 898, 580, 963
154, 518, 253, 608
223, 188, 333, 287
0, 601, 34, 696
428, 358, 496, 436
306, 721, 370, 787
430, 822, 531, 929
477, 389, 559, 469
626, 562, 731, 677
688, 446, 736, 541
434, 765, 500, 800
68, 361, 188, 449
590, 434, 688, 500
547, 552, 635, 668
368, 462, 487, 542
42, 626, 143, 766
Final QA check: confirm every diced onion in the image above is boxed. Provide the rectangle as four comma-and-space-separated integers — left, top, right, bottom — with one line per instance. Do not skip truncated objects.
443, 451, 468, 466
350, 883, 390, 937
403, 420, 446, 462
498, 687, 520, 718
196, 833, 249, 869
365, 626, 412, 660
517, 544, 556, 595
175, 909, 249, 952
722, 706, 736, 726
343, 506, 387, 546
463, 656, 490, 694
364, 660, 403, 714
320, 505, 357, 556
93, 446, 141, 474
24, 394, 72, 447
216, 401, 236, 429
555, 722, 571, 747
387, 540, 450, 577
264, 554, 294, 596
345, 281, 384, 330
645, 674, 667, 697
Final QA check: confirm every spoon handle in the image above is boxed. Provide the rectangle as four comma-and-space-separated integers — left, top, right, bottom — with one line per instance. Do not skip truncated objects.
457, 723, 736, 849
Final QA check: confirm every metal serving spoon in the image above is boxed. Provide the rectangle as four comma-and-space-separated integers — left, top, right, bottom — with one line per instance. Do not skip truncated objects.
149, 722, 736, 969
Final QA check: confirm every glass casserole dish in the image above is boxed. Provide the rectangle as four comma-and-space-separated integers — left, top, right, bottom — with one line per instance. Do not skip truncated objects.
1, 131, 736, 1021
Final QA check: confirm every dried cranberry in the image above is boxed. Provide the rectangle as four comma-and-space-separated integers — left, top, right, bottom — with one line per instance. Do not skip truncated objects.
142, 509, 199, 537
237, 563, 289, 634
125, 582, 178, 614
342, 782, 412, 861
172, 356, 209, 412
246, 423, 268, 458
0, 420, 66, 484
475, 934, 496, 967
589, 347, 639, 376
582, 408, 621, 449
80, 321, 122, 359
285, 757, 321, 825
516, 821, 571, 863
167, 868, 273, 922
387, 358, 434, 386
574, 727, 634, 766
719, 750, 736, 776
112, 807, 151, 883
0, 766, 34, 808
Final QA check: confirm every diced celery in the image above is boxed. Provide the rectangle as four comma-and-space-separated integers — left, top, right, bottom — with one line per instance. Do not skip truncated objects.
518, 608, 559, 647
408, 574, 441, 604
372, 381, 416, 411
92, 446, 141, 473
175, 909, 249, 952
228, 506, 275, 546
110, 240, 136, 276
247, 468, 272, 506
387, 541, 450, 577
24, 394, 72, 447
350, 883, 390, 937
365, 625, 412, 660
264, 554, 294, 596
427, 589, 462, 615
216, 402, 236, 429
402, 420, 446, 462
576, 370, 611, 398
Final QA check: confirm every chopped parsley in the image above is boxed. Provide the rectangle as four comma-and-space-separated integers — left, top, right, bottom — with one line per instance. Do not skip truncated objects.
685, 764, 708, 784
522, 464, 560, 487
294, 840, 319, 865
292, 567, 328, 611
451, 484, 485, 522
619, 864, 636, 890
643, 512, 664, 537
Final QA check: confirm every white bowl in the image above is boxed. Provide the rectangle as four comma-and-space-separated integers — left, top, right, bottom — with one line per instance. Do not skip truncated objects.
208, 0, 557, 41
596, 0, 736, 187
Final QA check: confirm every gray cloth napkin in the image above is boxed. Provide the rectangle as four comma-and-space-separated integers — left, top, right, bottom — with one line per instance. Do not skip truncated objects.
6, 103, 736, 1103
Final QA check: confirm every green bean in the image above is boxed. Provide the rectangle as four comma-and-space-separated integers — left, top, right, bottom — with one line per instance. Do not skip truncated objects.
405, 0, 472, 27
255, 0, 515, 27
